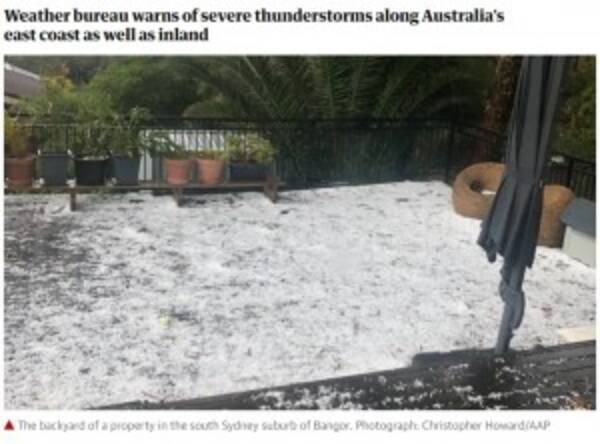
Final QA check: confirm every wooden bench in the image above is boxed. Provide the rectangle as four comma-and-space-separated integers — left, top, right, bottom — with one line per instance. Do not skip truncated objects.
97, 341, 595, 410
5, 176, 283, 211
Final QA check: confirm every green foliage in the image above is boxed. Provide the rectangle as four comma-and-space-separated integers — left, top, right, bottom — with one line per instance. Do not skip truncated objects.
109, 107, 153, 157
70, 121, 111, 159
18, 73, 154, 158
139, 131, 186, 159
4, 116, 31, 158
11, 56, 494, 122
18, 73, 114, 124
17, 74, 78, 123
557, 58, 595, 161
225, 133, 275, 163
195, 149, 226, 160
87, 58, 201, 116
185, 57, 492, 121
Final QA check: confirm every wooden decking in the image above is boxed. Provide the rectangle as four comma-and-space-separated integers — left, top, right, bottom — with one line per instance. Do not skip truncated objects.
5, 177, 283, 210
99, 340, 595, 410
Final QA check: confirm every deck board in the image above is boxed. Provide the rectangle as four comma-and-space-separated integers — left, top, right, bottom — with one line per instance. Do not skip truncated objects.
98, 341, 595, 410
5, 180, 283, 193
5, 178, 284, 209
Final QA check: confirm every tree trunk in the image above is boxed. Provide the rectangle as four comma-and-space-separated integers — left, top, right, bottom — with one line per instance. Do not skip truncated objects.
473, 56, 523, 162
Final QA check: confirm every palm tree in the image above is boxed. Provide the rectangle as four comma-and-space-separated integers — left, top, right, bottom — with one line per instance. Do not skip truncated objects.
185, 56, 489, 120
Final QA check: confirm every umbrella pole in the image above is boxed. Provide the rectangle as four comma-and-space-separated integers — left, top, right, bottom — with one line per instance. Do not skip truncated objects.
494, 303, 514, 354
494, 263, 526, 355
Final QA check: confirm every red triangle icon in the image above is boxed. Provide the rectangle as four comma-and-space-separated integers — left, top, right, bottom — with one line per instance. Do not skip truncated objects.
4, 420, 15, 431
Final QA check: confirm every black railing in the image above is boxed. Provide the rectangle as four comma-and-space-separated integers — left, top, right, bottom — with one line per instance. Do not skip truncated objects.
14, 118, 595, 200
546, 153, 596, 201
142, 118, 506, 186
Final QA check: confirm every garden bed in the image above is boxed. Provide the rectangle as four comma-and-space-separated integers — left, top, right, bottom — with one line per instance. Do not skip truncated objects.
4, 181, 595, 409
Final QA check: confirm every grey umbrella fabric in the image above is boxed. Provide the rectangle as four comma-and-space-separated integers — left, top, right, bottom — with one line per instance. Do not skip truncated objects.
477, 56, 569, 354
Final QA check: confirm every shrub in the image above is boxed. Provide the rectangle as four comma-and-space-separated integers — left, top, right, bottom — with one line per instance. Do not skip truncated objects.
195, 149, 226, 160
139, 131, 186, 159
224, 133, 275, 163
4, 117, 31, 158
109, 107, 153, 157
557, 58, 595, 161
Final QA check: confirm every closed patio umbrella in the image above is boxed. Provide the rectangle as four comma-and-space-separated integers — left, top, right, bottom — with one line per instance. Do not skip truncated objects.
477, 56, 570, 354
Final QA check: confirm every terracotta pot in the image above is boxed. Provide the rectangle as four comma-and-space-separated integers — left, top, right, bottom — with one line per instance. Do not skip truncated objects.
6, 156, 36, 187
196, 159, 225, 184
164, 158, 192, 185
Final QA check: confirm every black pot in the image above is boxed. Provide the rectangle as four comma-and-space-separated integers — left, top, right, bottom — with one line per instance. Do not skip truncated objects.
74, 158, 107, 186
229, 163, 267, 182
151, 154, 165, 182
112, 155, 140, 186
38, 153, 70, 186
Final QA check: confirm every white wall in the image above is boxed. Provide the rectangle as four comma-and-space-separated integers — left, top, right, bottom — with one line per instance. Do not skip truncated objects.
562, 227, 596, 268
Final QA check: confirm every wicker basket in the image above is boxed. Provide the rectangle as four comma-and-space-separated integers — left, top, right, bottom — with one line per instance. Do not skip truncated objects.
452, 162, 504, 219
539, 185, 575, 247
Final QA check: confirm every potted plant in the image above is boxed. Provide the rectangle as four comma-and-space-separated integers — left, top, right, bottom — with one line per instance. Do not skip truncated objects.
109, 108, 151, 186
71, 121, 110, 186
163, 147, 193, 186
36, 125, 71, 186
195, 149, 226, 184
225, 133, 275, 182
16, 74, 77, 186
144, 132, 190, 185
5, 117, 35, 187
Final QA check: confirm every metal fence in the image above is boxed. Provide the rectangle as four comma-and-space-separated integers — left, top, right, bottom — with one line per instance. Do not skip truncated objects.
547, 153, 596, 201
143, 118, 507, 187
18, 118, 596, 200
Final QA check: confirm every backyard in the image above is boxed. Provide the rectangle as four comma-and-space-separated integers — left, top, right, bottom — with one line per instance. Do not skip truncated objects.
4, 181, 595, 409
3, 56, 596, 410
